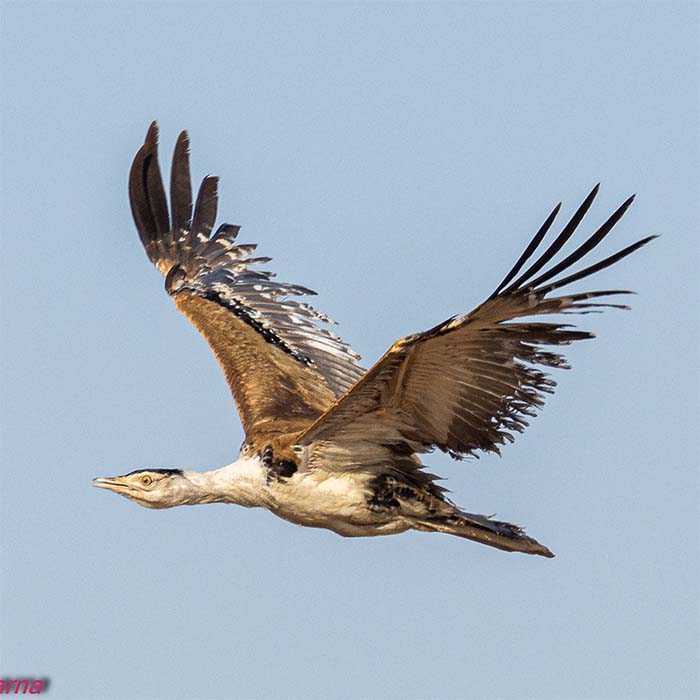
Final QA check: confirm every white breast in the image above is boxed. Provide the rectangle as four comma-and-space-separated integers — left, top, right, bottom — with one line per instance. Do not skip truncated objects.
267, 469, 407, 537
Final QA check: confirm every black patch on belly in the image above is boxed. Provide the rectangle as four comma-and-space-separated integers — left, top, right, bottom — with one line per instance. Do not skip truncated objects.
261, 445, 298, 484
367, 475, 415, 513
366, 474, 441, 514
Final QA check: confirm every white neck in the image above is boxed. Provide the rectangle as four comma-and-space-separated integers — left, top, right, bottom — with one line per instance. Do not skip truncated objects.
179, 456, 269, 508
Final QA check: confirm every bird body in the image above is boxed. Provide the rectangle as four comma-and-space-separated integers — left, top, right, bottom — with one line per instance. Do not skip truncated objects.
94, 122, 654, 559
95, 452, 549, 553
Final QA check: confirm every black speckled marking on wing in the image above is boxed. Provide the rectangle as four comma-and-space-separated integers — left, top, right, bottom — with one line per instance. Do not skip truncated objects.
194, 288, 313, 367
261, 445, 298, 484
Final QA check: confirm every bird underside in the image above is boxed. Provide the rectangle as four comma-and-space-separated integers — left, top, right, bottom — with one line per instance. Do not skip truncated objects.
261, 453, 554, 557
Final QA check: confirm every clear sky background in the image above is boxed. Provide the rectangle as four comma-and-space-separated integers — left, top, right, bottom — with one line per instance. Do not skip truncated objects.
1, 2, 698, 699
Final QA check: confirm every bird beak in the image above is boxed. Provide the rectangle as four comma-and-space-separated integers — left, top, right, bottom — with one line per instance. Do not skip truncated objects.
93, 476, 131, 494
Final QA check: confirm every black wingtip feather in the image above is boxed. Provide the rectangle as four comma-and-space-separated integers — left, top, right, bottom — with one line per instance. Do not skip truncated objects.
144, 147, 170, 239
129, 122, 169, 258
190, 176, 219, 241
542, 235, 656, 294
491, 201, 562, 298
504, 184, 601, 294
170, 130, 193, 235
128, 144, 154, 249
145, 120, 158, 145
524, 193, 637, 291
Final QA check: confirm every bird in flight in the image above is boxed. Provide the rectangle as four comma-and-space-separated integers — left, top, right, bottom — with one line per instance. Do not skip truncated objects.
94, 122, 654, 557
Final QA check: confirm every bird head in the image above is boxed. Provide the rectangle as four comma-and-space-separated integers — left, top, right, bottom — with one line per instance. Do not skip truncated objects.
93, 468, 190, 509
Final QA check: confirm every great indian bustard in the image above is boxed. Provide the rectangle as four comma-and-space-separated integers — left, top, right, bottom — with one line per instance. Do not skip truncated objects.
94, 122, 654, 557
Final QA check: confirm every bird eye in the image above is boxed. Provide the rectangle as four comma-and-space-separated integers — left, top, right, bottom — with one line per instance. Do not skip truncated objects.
140, 475, 152, 486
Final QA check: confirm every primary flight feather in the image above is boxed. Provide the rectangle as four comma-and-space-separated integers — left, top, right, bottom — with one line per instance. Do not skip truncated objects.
94, 122, 654, 558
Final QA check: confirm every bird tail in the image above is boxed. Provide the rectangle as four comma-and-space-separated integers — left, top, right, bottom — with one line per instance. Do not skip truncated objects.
412, 510, 555, 558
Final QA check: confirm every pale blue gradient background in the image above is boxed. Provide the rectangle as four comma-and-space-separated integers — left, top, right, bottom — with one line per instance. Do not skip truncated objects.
1, 2, 698, 699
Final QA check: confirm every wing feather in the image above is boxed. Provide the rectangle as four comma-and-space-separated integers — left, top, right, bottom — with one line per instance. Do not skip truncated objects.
169, 131, 193, 235
493, 202, 562, 296
190, 175, 219, 242
298, 188, 654, 477
499, 183, 600, 294
128, 123, 365, 442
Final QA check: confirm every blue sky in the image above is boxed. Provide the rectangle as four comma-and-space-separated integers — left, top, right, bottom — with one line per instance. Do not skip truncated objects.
1, 2, 698, 699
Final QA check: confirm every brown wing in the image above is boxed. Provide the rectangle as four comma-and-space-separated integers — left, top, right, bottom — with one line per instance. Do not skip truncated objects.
297, 185, 655, 473
128, 122, 365, 443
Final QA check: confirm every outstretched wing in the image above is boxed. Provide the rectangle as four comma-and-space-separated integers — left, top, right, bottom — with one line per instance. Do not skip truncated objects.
297, 185, 654, 477
129, 122, 364, 443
